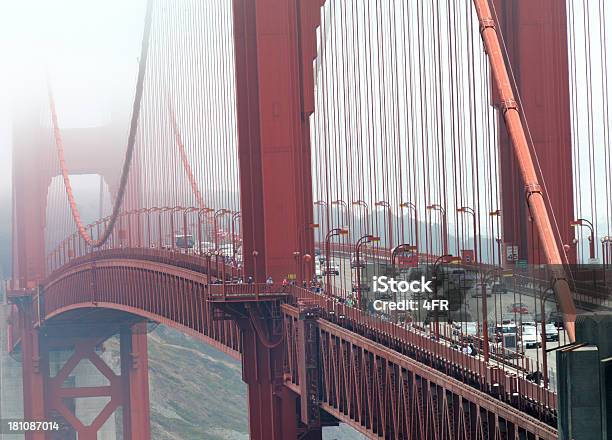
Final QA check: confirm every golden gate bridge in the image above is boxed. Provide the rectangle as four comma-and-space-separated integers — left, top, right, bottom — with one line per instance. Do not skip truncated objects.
6, 0, 612, 438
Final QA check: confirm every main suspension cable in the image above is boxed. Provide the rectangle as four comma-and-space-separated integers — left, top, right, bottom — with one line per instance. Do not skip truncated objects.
47, 0, 153, 247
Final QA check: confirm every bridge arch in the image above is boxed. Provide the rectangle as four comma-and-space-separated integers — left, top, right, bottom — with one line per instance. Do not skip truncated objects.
41, 249, 242, 358
16, 248, 310, 439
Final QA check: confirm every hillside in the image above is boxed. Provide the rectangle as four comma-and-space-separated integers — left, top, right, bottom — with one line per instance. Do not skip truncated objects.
136, 326, 363, 439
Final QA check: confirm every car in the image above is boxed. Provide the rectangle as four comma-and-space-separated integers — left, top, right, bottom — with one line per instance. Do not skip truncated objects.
175, 234, 195, 249
492, 339, 522, 359
508, 302, 530, 314
541, 322, 559, 341
491, 282, 507, 294
519, 325, 541, 349
549, 312, 565, 329
491, 323, 517, 342
164, 234, 196, 252
471, 282, 492, 298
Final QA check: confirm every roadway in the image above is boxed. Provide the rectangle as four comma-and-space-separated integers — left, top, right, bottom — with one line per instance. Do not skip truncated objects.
320, 253, 572, 391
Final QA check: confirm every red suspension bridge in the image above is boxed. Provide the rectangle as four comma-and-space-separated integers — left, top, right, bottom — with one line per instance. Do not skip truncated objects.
6, 0, 612, 439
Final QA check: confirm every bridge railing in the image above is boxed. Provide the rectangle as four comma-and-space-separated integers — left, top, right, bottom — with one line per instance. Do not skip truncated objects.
207, 283, 291, 300
45, 207, 243, 277
287, 285, 557, 415
316, 241, 498, 270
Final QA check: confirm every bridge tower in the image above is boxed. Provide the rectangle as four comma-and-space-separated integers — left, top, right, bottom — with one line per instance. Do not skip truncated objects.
10, 89, 149, 439
493, 0, 576, 265
231, 0, 324, 438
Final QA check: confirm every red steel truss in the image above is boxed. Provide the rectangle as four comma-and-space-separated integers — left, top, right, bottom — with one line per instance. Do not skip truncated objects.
8, 0, 585, 438
6, 249, 557, 439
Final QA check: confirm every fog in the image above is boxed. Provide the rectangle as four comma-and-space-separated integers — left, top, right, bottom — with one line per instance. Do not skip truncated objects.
1, 0, 611, 266
0, 0, 147, 195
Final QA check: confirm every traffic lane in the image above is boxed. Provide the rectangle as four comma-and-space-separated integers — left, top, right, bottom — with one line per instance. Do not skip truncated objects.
320, 256, 563, 387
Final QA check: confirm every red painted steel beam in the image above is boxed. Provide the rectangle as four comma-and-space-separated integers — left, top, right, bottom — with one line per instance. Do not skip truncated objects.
315, 317, 559, 439
39, 246, 561, 438
44, 0, 153, 248
238, 312, 301, 440
18, 303, 46, 440
121, 322, 151, 439
16, 314, 152, 439
232, 0, 321, 283
472, 0, 577, 341
12, 105, 53, 287
492, 0, 576, 265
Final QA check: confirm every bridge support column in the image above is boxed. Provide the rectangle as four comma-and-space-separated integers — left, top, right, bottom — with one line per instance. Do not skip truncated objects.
241, 324, 299, 439
212, 296, 328, 439
232, 0, 322, 282
18, 302, 47, 440
12, 309, 151, 440
492, 0, 575, 264
120, 322, 151, 440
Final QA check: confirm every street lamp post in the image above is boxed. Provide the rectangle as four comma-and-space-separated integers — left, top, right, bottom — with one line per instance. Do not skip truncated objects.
252, 250, 260, 291
231, 211, 241, 262
325, 227, 349, 297
571, 218, 595, 260
302, 253, 313, 285
216, 250, 227, 291
400, 201, 419, 254
457, 206, 478, 263
480, 269, 498, 363
390, 244, 417, 323
355, 234, 380, 308
205, 252, 212, 285
539, 287, 556, 389
489, 210, 502, 266
431, 254, 460, 339
197, 208, 213, 256
375, 201, 393, 250
602, 236, 610, 266
214, 209, 231, 251
480, 267, 509, 363
602, 236, 611, 285
390, 243, 418, 268
495, 238, 502, 266
426, 204, 448, 256
572, 218, 596, 286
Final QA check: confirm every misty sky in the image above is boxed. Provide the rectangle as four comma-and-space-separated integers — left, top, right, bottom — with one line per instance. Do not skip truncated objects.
1, 0, 611, 264
0, 0, 147, 197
